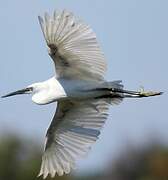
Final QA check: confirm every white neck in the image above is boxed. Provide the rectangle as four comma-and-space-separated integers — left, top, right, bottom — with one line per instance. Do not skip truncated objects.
31, 77, 67, 105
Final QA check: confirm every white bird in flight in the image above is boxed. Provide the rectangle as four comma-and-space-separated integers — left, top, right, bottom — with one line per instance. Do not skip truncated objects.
2, 10, 162, 178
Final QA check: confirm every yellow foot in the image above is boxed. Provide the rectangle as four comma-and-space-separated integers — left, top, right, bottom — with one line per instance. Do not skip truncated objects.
138, 86, 163, 97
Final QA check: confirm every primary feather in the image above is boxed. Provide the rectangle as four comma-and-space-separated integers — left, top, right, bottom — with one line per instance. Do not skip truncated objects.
38, 99, 109, 178
38, 10, 107, 81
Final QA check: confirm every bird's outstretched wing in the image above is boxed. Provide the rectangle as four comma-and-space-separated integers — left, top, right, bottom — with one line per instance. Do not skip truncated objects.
38, 99, 109, 178
38, 10, 106, 81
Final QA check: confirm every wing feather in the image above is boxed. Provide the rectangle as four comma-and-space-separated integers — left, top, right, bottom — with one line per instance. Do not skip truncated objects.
38, 99, 109, 178
38, 10, 107, 81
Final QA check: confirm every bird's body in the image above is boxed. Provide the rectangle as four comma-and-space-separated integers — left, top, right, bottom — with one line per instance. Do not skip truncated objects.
31, 76, 124, 105
2, 9, 162, 179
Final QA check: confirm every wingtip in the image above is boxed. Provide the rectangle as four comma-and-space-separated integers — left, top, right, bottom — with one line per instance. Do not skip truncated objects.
44, 12, 50, 21
37, 172, 48, 179
38, 15, 43, 23
37, 173, 41, 178
37, 169, 43, 178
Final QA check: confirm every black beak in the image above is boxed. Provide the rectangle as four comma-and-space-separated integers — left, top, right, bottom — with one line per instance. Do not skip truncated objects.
1, 87, 33, 98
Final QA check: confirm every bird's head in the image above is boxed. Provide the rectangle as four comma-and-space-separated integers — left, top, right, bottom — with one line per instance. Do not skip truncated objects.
1, 83, 43, 98
1, 82, 52, 105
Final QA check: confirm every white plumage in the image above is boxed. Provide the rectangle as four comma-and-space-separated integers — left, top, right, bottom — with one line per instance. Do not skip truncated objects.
2, 9, 162, 179
38, 10, 106, 81
39, 99, 109, 178
37, 10, 111, 178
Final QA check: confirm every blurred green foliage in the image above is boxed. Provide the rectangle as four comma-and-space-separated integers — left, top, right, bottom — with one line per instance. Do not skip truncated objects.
103, 142, 168, 180
0, 134, 70, 180
0, 134, 168, 180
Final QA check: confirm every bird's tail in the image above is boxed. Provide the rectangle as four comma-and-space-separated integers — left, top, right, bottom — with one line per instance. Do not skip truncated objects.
96, 80, 124, 105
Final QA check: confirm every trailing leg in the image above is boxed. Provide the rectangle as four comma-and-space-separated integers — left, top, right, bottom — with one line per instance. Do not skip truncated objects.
111, 87, 163, 98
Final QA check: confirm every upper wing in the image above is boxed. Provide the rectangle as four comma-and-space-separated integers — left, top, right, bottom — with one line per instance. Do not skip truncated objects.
38, 99, 109, 178
38, 10, 107, 81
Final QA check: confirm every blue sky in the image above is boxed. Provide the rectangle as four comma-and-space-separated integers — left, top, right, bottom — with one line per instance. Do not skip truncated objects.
0, 0, 167, 175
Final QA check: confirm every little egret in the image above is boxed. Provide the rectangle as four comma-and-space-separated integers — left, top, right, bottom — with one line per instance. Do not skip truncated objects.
2, 10, 162, 178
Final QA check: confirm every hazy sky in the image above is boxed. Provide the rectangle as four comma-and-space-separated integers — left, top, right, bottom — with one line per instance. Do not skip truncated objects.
0, 0, 167, 175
